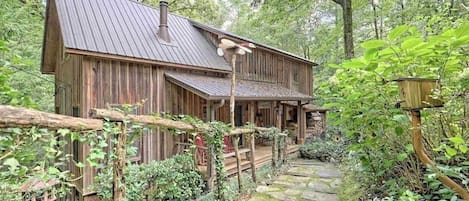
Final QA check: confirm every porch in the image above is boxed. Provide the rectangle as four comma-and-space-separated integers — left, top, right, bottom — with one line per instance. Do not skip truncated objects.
197, 144, 300, 176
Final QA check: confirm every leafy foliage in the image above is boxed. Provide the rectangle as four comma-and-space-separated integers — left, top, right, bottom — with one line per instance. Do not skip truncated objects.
324, 22, 469, 199
0, 128, 73, 200
300, 140, 346, 163
94, 154, 204, 201
0, 0, 54, 111
140, 0, 228, 27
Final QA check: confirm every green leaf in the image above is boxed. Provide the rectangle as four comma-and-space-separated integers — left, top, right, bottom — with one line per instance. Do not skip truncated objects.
451, 35, 469, 47
57, 128, 70, 136
328, 63, 341, 69
455, 23, 469, 38
361, 40, 386, 49
449, 135, 464, 144
395, 126, 404, 135
393, 115, 408, 124
342, 59, 366, 69
3, 158, 20, 170
459, 145, 468, 154
388, 25, 408, 41
401, 38, 423, 50
48, 167, 60, 175
445, 147, 457, 158
405, 144, 414, 153
364, 48, 378, 61
397, 153, 408, 161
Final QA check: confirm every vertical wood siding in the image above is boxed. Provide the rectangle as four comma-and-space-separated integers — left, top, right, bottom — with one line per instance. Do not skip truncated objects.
79, 56, 178, 194
201, 30, 313, 95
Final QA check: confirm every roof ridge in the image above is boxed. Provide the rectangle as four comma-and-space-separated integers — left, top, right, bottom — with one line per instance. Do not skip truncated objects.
190, 20, 316, 65
126, 0, 193, 21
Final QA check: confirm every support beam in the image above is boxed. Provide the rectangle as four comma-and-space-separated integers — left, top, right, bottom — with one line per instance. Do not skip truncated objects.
297, 101, 304, 144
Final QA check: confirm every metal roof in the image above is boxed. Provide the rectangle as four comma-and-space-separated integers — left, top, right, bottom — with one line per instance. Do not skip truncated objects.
191, 21, 317, 65
54, 0, 231, 71
166, 72, 312, 101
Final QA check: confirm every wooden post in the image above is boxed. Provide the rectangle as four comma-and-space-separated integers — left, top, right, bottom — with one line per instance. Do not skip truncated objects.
272, 134, 278, 169
206, 101, 216, 190
411, 111, 469, 200
297, 101, 303, 144
282, 134, 288, 164
277, 101, 282, 164
230, 54, 237, 127
249, 133, 256, 183
113, 122, 127, 201
207, 144, 216, 191
233, 136, 243, 192
230, 52, 243, 193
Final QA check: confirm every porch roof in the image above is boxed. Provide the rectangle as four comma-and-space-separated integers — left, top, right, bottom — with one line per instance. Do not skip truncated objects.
165, 73, 312, 101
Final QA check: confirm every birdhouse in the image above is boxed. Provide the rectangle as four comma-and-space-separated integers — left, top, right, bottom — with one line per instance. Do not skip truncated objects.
395, 78, 444, 110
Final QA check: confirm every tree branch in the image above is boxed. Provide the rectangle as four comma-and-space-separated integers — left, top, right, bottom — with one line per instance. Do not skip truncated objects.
331, 0, 343, 6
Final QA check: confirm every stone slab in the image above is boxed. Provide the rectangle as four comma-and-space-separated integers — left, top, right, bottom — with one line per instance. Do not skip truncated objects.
316, 169, 342, 178
307, 181, 335, 194
301, 191, 339, 201
266, 192, 298, 201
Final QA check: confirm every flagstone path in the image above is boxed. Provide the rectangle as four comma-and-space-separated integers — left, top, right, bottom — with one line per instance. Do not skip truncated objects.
248, 159, 343, 201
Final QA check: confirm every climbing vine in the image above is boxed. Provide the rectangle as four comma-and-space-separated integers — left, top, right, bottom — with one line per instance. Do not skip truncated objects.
203, 121, 231, 200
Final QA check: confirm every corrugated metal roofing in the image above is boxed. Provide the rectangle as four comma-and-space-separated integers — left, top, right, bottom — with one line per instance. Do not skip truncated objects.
166, 72, 312, 101
191, 21, 316, 65
54, 0, 231, 71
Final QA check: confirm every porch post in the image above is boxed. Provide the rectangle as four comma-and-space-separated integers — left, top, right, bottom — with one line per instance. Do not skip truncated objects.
248, 101, 256, 182
206, 101, 216, 190
297, 101, 304, 144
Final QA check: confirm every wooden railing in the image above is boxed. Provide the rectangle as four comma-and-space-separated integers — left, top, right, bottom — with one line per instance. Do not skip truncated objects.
0, 105, 289, 199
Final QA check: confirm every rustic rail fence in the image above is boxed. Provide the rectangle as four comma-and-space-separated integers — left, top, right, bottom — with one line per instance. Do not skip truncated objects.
0, 105, 288, 200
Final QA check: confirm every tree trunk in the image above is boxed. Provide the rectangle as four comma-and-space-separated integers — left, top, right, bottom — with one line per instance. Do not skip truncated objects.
332, 0, 354, 59
371, 0, 380, 39
343, 0, 354, 59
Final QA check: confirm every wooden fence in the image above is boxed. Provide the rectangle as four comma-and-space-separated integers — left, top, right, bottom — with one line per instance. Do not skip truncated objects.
0, 105, 288, 200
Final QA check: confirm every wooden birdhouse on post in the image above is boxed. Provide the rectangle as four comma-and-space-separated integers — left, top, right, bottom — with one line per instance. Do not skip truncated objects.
395, 78, 444, 110
394, 78, 469, 200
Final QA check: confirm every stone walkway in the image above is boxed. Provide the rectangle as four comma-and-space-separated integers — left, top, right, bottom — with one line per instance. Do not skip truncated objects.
248, 159, 342, 201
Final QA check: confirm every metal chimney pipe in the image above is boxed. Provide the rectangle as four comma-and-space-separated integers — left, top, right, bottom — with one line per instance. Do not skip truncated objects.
158, 1, 170, 42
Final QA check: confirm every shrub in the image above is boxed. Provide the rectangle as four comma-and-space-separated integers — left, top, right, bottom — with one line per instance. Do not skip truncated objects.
94, 154, 204, 201
299, 139, 346, 162
300, 127, 347, 162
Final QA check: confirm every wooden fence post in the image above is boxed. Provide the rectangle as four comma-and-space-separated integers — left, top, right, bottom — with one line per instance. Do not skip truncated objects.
113, 122, 127, 201
233, 136, 242, 192
249, 133, 256, 183
207, 144, 216, 190
282, 135, 288, 164
272, 134, 278, 169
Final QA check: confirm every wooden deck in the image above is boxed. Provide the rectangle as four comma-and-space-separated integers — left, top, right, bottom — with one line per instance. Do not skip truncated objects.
198, 144, 300, 176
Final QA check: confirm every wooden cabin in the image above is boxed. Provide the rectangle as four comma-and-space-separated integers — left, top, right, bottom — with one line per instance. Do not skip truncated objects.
41, 0, 320, 199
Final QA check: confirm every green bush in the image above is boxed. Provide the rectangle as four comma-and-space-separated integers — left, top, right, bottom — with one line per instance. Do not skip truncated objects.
300, 127, 347, 162
93, 154, 204, 201
299, 139, 346, 162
